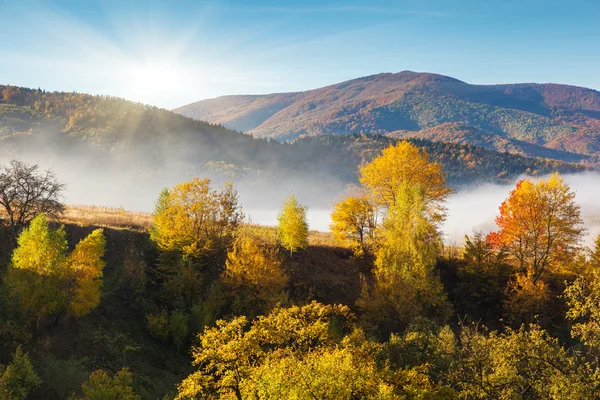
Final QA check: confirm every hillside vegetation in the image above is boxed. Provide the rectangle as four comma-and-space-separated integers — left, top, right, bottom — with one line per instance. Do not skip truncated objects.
175, 71, 600, 163
0, 85, 586, 191
1, 142, 600, 399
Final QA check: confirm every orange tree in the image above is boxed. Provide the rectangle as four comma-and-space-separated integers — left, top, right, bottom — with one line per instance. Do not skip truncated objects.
487, 173, 584, 282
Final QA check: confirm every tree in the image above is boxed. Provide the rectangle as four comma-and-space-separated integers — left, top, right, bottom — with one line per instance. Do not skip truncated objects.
277, 194, 308, 256
6, 214, 106, 321
359, 141, 452, 223
358, 184, 451, 336
223, 226, 287, 314
73, 368, 140, 400
0, 346, 41, 400
65, 229, 106, 318
487, 173, 584, 282
150, 178, 242, 259
452, 324, 596, 399
176, 302, 354, 400
330, 194, 377, 256
0, 160, 65, 239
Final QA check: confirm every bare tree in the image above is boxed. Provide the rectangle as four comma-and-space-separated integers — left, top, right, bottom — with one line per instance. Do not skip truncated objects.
0, 160, 65, 239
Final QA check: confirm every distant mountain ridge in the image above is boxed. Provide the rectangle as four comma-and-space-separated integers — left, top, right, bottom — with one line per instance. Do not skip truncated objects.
0, 83, 586, 205
174, 71, 600, 163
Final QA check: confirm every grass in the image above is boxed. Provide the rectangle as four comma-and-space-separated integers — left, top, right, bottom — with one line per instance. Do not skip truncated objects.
59, 205, 152, 231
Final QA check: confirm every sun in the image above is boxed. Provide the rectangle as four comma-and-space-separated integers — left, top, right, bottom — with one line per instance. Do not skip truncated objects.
121, 61, 183, 104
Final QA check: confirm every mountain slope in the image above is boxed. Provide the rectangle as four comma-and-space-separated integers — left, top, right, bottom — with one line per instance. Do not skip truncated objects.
174, 71, 600, 161
0, 84, 586, 209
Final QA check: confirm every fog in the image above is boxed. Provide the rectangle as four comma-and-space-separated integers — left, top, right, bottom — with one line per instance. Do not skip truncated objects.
2, 147, 600, 248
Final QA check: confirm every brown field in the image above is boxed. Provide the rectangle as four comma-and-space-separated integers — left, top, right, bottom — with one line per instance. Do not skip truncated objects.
59, 205, 152, 231
58, 206, 337, 245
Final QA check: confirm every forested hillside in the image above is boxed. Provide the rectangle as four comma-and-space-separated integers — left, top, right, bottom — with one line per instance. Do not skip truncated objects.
1, 142, 600, 399
175, 71, 600, 162
0, 85, 586, 194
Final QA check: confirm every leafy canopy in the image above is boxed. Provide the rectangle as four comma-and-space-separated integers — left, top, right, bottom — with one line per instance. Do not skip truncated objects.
7, 214, 106, 319
277, 194, 308, 255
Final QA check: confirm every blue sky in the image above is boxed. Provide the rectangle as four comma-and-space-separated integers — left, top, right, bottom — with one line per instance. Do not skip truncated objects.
1, 0, 599, 109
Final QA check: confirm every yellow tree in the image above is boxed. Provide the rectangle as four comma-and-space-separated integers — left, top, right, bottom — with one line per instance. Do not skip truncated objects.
7, 214, 106, 321
359, 184, 451, 335
359, 141, 452, 223
150, 178, 242, 258
223, 226, 287, 313
277, 194, 308, 256
65, 229, 106, 318
330, 194, 377, 256
488, 173, 584, 282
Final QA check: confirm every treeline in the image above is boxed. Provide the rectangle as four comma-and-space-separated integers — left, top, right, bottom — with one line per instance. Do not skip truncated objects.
0, 85, 587, 189
0, 141, 599, 398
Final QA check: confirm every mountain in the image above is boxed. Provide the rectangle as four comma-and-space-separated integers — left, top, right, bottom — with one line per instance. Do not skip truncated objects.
174, 71, 600, 163
0, 84, 586, 209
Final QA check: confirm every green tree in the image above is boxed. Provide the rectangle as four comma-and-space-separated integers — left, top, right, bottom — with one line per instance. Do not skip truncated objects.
6, 214, 106, 322
0, 346, 41, 400
452, 324, 596, 399
73, 368, 140, 400
277, 194, 308, 256
358, 184, 451, 336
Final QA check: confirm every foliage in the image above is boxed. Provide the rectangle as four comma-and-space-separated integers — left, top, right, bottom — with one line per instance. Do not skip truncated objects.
72, 368, 140, 400
359, 183, 451, 336
0, 346, 41, 400
6, 214, 106, 319
223, 226, 287, 315
0, 160, 65, 239
488, 173, 584, 281
330, 193, 377, 255
565, 251, 600, 354
277, 194, 309, 255
175, 302, 354, 399
452, 324, 597, 399
65, 229, 106, 318
359, 141, 452, 223
150, 178, 242, 259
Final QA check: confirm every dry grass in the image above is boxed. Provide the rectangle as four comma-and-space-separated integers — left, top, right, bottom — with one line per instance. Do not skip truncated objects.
59, 205, 152, 231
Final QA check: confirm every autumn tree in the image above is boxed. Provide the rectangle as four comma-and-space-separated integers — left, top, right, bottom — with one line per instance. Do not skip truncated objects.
452, 324, 596, 399
73, 368, 140, 400
0, 346, 41, 400
150, 178, 243, 259
358, 184, 451, 336
488, 173, 584, 282
223, 226, 287, 314
176, 302, 354, 399
359, 141, 452, 222
6, 214, 106, 322
277, 194, 308, 256
330, 193, 377, 256
0, 160, 65, 239
565, 237, 600, 355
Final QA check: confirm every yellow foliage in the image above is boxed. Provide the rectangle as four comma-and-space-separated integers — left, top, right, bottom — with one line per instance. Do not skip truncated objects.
150, 178, 242, 258
6, 214, 106, 319
359, 141, 452, 222
277, 193, 308, 255
223, 226, 287, 311
330, 194, 377, 255
65, 229, 105, 318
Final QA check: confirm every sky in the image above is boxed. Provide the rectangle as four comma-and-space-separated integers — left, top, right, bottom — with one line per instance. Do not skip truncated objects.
1, 0, 599, 109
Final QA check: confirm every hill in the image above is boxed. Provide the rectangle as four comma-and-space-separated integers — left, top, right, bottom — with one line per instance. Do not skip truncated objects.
174, 71, 600, 162
0, 84, 587, 213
